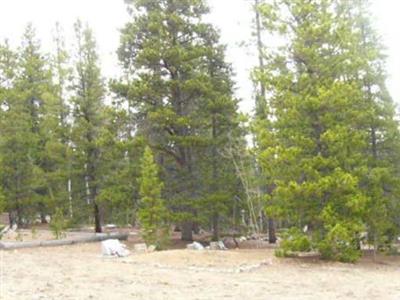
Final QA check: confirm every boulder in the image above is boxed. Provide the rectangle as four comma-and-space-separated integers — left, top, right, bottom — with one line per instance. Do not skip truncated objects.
147, 245, 157, 252
186, 241, 204, 250
222, 237, 239, 249
101, 239, 130, 257
209, 241, 227, 250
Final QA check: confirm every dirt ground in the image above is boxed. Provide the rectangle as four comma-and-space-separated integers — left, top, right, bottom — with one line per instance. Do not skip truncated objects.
1, 239, 400, 300
1, 228, 95, 242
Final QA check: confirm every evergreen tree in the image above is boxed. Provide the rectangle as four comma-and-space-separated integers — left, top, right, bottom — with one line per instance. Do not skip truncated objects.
114, 0, 242, 241
0, 26, 60, 225
96, 106, 145, 226
252, 0, 277, 243
0, 40, 34, 225
50, 22, 74, 218
348, 0, 400, 253
138, 146, 169, 248
255, 0, 400, 261
70, 20, 105, 232
199, 42, 241, 241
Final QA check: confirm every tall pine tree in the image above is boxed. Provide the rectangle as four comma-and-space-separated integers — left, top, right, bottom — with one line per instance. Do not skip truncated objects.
114, 0, 242, 240
70, 20, 105, 233
255, 0, 400, 261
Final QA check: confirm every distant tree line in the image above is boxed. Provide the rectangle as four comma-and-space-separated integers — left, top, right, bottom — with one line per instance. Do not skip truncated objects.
0, 0, 398, 261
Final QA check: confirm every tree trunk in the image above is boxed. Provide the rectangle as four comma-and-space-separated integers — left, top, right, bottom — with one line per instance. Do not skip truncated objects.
40, 211, 48, 224
181, 221, 193, 241
254, 0, 277, 245
192, 221, 200, 234
210, 114, 220, 242
212, 212, 219, 241
16, 204, 24, 227
268, 217, 277, 243
94, 202, 102, 233
9, 210, 17, 227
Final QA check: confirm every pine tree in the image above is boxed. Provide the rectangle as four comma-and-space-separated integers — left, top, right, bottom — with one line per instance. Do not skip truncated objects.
50, 22, 74, 218
114, 0, 242, 241
138, 146, 169, 248
199, 42, 241, 241
254, 0, 400, 261
252, 0, 277, 243
70, 20, 105, 233
0, 26, 60, 225
96, 107, 145, 226
0, 40, 35, 225
348, 0, 400, 253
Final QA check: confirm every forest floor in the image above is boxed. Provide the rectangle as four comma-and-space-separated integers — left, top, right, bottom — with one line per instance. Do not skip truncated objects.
1, 229, 400, 300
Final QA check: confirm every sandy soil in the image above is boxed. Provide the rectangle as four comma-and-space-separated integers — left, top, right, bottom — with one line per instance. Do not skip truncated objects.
1, 228, 95, 242
1, 241, 400, 300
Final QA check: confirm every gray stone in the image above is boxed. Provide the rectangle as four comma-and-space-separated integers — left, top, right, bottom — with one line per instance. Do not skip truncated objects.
239, 236, 247, 242
101, 239, 130, 257
147, 245, 157, 252
223, 237, 239, 249
187, 241, 204, 250
105, 224, 118, 229
209, 241, 227, 250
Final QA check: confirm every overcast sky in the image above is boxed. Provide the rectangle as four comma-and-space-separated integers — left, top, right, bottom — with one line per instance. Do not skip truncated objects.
0, 0, 399, 113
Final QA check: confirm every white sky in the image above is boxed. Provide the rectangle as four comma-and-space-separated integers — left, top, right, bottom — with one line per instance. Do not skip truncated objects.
0, 0, 399, 114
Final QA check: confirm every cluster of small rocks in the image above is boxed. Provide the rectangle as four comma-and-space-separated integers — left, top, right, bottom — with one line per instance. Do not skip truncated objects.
102, 241, 159, 257
133, 243, 156, 252
186, 240, 228, 251
185, 235, 276, 251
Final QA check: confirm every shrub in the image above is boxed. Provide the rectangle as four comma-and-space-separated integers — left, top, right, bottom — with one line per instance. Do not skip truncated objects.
138, 146, 170, 250
317, 223, 361, 263
50, 208, 68, 240
276, 227, 312, 257
31, 226, 38, 239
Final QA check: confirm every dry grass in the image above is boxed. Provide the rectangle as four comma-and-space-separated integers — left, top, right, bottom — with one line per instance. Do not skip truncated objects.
1, 235, 399, 300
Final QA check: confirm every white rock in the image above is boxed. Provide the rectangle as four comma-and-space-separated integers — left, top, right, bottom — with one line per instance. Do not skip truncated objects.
101, 239, 130, 257
105, 224, 117, 229
187, 241, 204, 250
45, 215, 51, 223
218, 241, 227, 250
210, 241, 227, 250
239, 236, 247, 242
147, 245, 156, 252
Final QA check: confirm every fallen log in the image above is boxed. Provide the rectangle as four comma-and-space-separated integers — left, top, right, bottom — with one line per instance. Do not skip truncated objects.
0, 232, 128, 250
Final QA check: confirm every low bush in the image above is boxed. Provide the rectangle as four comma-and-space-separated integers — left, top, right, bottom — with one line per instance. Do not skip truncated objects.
276, 227, 312, 257
317, 223, 361, 263
50, 208, 68, 240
